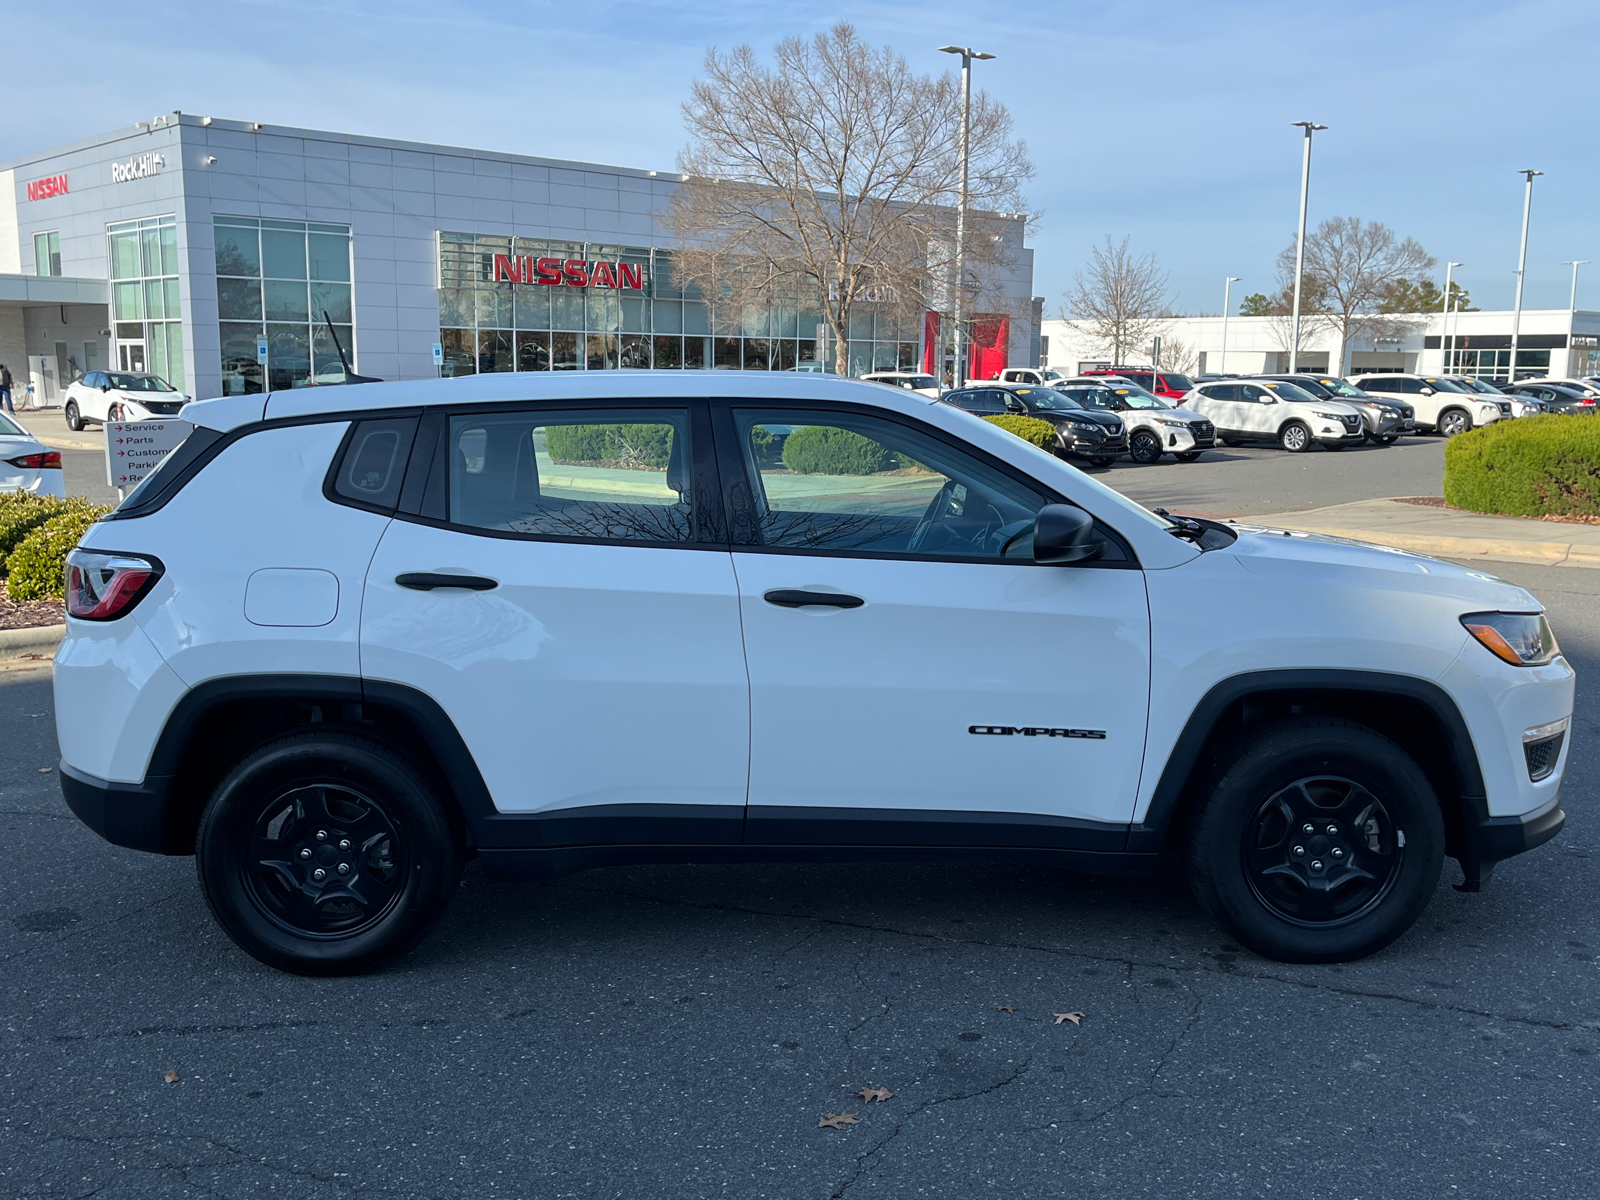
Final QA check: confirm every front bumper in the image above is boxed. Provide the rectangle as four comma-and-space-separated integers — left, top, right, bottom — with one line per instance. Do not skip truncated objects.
1063, 431, 1129, 457
1456, 789, 1565, 891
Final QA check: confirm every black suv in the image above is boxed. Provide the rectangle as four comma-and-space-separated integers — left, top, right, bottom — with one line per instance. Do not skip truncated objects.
942, 385, 1129, 467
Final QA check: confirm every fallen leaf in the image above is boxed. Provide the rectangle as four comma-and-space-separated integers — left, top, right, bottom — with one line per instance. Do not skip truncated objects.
1053, 1012, 1085, 1026
996, 1004, 1017, 1013
818, 1112, 859, 1129
163, 1069, 180, 1084
37, 767, 51, 773
856, 1086, 894, 1103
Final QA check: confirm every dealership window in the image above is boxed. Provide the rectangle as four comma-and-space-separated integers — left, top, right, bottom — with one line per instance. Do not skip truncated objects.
107, 216, 184, 390
33, 231, 62, 277
214, 215, 354, 395
436, 232, 912, 378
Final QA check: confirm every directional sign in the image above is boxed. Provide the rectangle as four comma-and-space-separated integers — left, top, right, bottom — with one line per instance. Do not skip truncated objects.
105, 419, 194, 491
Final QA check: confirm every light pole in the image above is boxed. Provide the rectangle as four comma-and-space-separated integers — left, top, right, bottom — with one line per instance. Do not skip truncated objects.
938, 45, 994, 387
1441, 261, 1461, 373
1288, 121, 1327, 373
1509, 169, 1542, 382
1220, 277, 1240, 374
1562, 260, 1588, 311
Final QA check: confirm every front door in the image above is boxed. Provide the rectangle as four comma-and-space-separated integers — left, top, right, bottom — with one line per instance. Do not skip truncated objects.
360, 402, 750, 847
716, 403, 1150, 850
1236, 383, 1280, 436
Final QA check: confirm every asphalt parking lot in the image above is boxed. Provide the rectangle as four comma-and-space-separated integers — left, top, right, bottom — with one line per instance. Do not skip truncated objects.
3, 549, 1594, 1199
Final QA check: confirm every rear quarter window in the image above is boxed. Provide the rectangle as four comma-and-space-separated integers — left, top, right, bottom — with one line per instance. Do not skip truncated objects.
330, 417, 419, 513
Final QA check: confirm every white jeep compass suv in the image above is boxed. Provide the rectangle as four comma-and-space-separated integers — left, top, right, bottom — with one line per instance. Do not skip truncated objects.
55, 373, 1572, 974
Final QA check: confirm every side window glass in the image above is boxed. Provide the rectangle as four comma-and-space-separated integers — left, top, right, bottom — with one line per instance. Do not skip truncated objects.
1398, 379, 1423, 394
1206, 384, 1236, 401
1239, 385, 1265, 402
333, 417, 418, 512
447, 409, 693, 543
731, 408, 1056, 561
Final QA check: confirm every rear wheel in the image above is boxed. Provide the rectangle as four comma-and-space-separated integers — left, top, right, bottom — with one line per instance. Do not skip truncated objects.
1186, 719, 1444, 962
1279, 421, 1312, 452
1127, 430, 1164, 464
196, 731, 464, 975
64, 400, 82, 432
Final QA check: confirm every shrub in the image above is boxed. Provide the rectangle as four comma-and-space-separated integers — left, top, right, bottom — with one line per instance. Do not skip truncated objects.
5, 504, 110, 602
546, 423, 674, 469
983, 413, 1059, 452
1443, 414, 1600, 518
0, 494, 92, 575
781, 425, 892, 475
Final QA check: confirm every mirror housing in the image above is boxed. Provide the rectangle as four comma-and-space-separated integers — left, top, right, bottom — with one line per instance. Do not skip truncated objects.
1420, 387, 1435, 395
100, 384, 109, 393
1033, 504, 1105, 565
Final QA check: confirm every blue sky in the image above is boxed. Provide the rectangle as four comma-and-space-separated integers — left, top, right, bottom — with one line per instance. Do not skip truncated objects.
8, 1, 1597, 315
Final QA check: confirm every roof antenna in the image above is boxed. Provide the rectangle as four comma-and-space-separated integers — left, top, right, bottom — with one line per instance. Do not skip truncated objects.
321, 310, 381, 384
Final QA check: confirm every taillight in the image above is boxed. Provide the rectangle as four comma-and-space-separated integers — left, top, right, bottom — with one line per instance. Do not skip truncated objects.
65, 549, 163, 621
6, 451, 62, 469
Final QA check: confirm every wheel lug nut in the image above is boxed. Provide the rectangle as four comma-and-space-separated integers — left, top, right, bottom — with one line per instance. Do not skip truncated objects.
312, 868, 327, 882
1310, 860, 1324, 871
315, 830, 328, 842
299, 848, 312, 860
1302, 823, 1315, 834
1325, 824, 1338, 835
337, 863, 350, 875
1332, 847, 1345, 859
338, 839, 352, 852
1292, 845, 1306, 857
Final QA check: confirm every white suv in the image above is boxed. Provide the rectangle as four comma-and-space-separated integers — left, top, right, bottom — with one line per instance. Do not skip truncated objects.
55, 373, 1572, 974
63, 371, 189, 431
1182, 379, 1366, 451
1350, 374, 1506, 436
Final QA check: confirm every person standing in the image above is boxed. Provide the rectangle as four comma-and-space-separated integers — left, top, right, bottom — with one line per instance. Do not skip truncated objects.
0, 363, 14, 414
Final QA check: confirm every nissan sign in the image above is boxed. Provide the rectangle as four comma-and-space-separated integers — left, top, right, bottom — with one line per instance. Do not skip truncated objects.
492, 254, 646, 290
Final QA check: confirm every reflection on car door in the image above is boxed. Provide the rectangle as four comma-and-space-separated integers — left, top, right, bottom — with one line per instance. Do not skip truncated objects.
360, 403, 751, 851
1238, 384, 1278, 436
716, 403, 1151, 849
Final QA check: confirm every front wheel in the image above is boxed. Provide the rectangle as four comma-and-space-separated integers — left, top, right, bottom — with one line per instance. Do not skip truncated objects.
1378, 435, 1398, 445
1186, 719, 1444, 962
1127, 430, 1164, 464
1279, 421, 1312, 453
1220, 436, 1243, 447
1089, 457, 1116, 468
1437, 409, 1470, 437
1174, 451, 1203, 463
64, 400, 82, 432
196, 731, 464, 975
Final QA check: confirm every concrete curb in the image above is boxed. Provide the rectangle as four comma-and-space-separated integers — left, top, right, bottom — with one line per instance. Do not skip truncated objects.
36, 434, 106, 452
0, 624, 65, 657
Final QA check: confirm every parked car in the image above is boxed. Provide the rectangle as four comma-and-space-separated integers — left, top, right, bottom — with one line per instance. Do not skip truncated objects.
1082, 367, 1196, 403
56, 371, 1572, 973
1054, 382, 1216, 463
63, 371, 189, 431
942, 384, 1129, 467
1500, 382, 1598, 416
1443, 376, 1546, 418
861, 371, 941, 398
0, 410, 65, 498
1183, 379, 1365, 452
996, 367, 1073, 386
1525, 378, 1600, 400
1349, 374, 1506, 436
1255, 375, 1414, 444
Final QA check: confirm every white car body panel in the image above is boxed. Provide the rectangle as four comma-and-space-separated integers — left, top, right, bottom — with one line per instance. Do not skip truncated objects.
53, 618, 188, 783
1183, 384, 1364, 445
1350, 375, 1503, 431
0, 430, 66, 498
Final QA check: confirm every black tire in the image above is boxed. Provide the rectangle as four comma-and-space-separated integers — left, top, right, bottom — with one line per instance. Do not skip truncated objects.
1378, 435, 1398, 445
1127, 429, 1164, 464
1089, 457, 1116, 468
1186, 719, 1444, 963
64, 400, 82, 432
196, 731, 464, 976
1437, 408, 1470, 437
1279, 421, 1312, 453
1220, 436, 1242, 447
1174, 451, 1203, 462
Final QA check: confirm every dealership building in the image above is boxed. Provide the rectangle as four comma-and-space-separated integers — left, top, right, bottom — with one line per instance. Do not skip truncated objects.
1, 116, 1038, 404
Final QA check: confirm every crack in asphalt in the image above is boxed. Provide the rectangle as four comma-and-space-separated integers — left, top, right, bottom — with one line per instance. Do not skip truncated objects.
1, 885, 190, 965
1075, 987, 1204, 1125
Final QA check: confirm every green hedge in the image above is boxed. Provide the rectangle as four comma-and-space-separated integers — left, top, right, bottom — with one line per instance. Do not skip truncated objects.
984, 413, 1059, 451
781, 425, 892, 475
6, 504, 111, 602
1443, 414, 1600, 518
545, 423, 674, 469
0, 494, 98, 576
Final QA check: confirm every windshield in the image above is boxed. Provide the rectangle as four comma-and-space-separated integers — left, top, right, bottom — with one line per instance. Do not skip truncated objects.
1158, 374, 1194, 392
107, 372, 176, 393
1311, 378, 1367, 398
900, 375, 938, 389
1014, 388, 1075, 411
1259, 380, 1320, 403
1040, 368, 1067, 381
0, 412, 23, 437
1423, 377, 1471, 394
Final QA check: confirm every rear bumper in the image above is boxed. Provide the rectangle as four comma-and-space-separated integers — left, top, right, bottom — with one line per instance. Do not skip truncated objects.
60, 760, 187, 855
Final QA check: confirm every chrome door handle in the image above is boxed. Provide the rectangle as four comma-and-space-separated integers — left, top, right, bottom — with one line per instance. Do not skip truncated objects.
395, 572, 498, 591
762, 589, 864, 609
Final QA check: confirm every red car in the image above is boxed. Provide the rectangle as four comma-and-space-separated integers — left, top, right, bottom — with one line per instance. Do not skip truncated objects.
1082, 367, 1195, 403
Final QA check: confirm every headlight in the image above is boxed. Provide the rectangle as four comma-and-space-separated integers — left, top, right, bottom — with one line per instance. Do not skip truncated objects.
1312, 410, 1346, 421
1478, 402, 1499, 415
1460, 612, 1560, 666
1154, 417, 1187, 427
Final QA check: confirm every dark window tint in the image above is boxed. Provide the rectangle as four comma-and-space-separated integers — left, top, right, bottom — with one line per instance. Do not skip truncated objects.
1159, 374, 1194, 392
1359, 378, 1397, 392
447, 409, 693, 543
732, 407, 1054, 560
1203, 384, 1237, 401
948, 390, 985, 413
334, 418, 418, 510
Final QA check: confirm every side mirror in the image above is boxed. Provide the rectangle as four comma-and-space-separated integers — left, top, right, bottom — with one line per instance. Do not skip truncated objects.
100, 384, 109, 393
1260, 395, 1277, 404
1420, 387, 1435, 396
1033, 504, 1105, 565
1006, 399, 1025, 412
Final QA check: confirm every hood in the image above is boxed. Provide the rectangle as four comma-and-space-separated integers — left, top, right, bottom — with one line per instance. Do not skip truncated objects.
1162, 407, 1213, 424
1035, 408, 1122, 429
1226, 522, 1538, 610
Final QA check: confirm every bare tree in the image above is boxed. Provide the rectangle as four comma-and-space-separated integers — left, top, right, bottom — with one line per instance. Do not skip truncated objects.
1152, 336, 1197, 375
1276, 218, 1434, 373
666, 23, 1033, 376
1063, 236, 1170, 364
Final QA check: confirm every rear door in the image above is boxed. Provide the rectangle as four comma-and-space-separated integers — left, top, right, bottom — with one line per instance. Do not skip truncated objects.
716, 401, 1150, 849
360, 401, 750, 846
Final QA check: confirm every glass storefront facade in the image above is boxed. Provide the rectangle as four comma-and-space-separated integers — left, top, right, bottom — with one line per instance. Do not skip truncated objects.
214, 216, 355, 394
107, 215, 184, 390
436, 233, 919, 377
1443, 347, 1550, 380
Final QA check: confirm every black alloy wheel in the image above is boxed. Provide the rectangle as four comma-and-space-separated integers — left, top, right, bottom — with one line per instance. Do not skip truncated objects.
1279, 421, 1312, 453
64, 400, 82, 432
1127, 429, 1164, 464
1186, 718, 1443, 962
197, 731, 463, 975
1438, 409, 1470, 437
